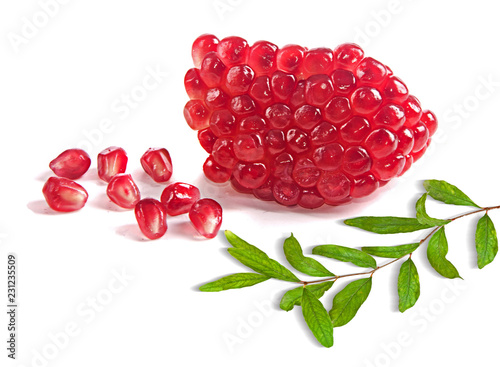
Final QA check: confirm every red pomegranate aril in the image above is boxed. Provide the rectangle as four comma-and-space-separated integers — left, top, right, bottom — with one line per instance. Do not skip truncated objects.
265, 129, 286, 154
351, 174, 379, 198
97, 146, 128, 182
333, 43, 364, 71
212, 138, 238, 168
402, 95, 422, 126
383, 76, 408, 103
106, 174, 141, 209
199, 52, 226, 88
232, 162, 270, 189
311, 121, 338, 146
343, 146, 372, 176
340, 116, 371, 143
49, 148, 91, 179
247, 41, 278, 75
273, 179, 300, 206
42, 177, 88, 212
210, 109, 237, 137
205, 87, 228, 110
253, 180, 274, 201
233, 133, 265, 162
140, 148, 173, 183
286, 128, 310, 154
421, 110, 438, 136
271, 71, 296, 101
371, 153, 405, 180
272, 152, 294, 181
265, 103, 293, 129
412, 143, 429, 162
294, 105, 322, 130
224, 65, 255, 95
373, 104, 406, 130
203, 155, 232, 183
331, 69, 356, 94
192, 34, 219, 68
365, 128, 398, 158
305, 74, 334, 106
292, 158, 321, 187
184, 68, 207, 100
397, 127, 415, 156
230, 175, 254, 193
135, 199, 167, 240
189, 198, 223, 239
355, 57, 388, 85
317, 172, 351, 204
313, 143, 344, 171
160, 182, 201, 216
400, 154, 413, 175
239, 115, 267, 133
289, 80, 307, 109
412, 122, 429, 153
184, 100, 210, 130
249, 76, 273, 107
298, 188, 325, 209
198, 128, 217, 153
324, 97, 352, 125
303, 48, 334, 76
276, 44, 305, 74
230, 95, 256, 116
217, 36, 249, 66
351, 87, 383, 115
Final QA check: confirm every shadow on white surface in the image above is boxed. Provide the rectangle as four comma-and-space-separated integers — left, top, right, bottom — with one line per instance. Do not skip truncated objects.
27, 200, 65, 215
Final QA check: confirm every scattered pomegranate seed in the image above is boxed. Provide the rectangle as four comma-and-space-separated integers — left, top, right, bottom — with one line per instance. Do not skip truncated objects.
49, 148, 91, 179
106, 174, 141, 209
189, 198, 223, 239
140, 148, 173, 183
160, 182, 201, 216
42, 177, 88, 212
97, 146, 128, 182
134, 198, 168, 240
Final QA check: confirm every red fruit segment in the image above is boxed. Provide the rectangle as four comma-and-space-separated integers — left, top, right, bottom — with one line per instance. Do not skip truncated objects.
189, 199, 223, 239
106, 174, 141, 209
135, 199, 167, 240
49, 149, 91, 179
160, 182, 201, 216
97, 147, 128, 182
140, 148, 173, 183
42, 177, 88, 212
192, 34, 219, 68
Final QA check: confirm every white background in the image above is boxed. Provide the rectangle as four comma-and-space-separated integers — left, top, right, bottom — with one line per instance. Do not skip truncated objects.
1, 0, 500, 366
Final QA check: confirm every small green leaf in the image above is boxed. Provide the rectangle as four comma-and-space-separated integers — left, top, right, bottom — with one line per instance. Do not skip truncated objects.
301, 288, 334, 348
283, 234, 334, 277
227, 248, 300, 282
280, 281, 335, 311
475, 213, 498, 269
329, 277, 372, 328
427, 227, 461, 279
397, 259, 420, 312
199, 273, 270, 292
423, 180, 480, 208
415, 193, 451, 226
224, 230, 267, 256
312, 245, 377, 269
362, 243, 420, 258
344, 216, 433, 234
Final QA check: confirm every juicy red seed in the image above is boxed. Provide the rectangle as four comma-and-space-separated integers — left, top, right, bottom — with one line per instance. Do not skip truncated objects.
230, 175, 254, 193
276, 45, 305, 74
340, 116, 371, 143
192, 34, 219, 68
106, 174, 141, 209
140, 147, 173, 183
49, 148, 91, 179
239, 115, 267, 133
412, 142, 429, 161
265, 103, 293, 129
411, 122, 429, 153
324, 97, 352, 125
230, 95, 256, 116
212, 138, 238, 168
400, 154, 413, 175
203, 156, 231, 183
305, 74, 334, 106
272, 179, 300, 206
402, 95, 422, 126
333, 43, 364, 71
420, 110, 438, 136
160, 182, 201, 216
135, 198, 167, 240
199, 52, 226, 88
253, 180, 274, 201
298, 188, 325, 209
397, 128, 415, 155
292, 158, 321, 187
225, 65, 255, 95
210, 109, 236, 137
42, 177, 88, 212
316, 172, 351, 204
343, 146, 372, 176
331, 69, 356, 94
265, 129, 286, 155
233, 133, 265, 162
311, 121, 338, 146
350, 174, 379, 198
189, 198, 223, 239
232, 162, 270, 189
217, 36, 249, 66
289, 80, 307, 109
313, 143, 344, 171
198, 128, 217, 153
272, 153, 294, 181
286, 128, 310, 154
355, 57, 388, 85
303, 48, 334, 75
184, 100, 209, 130
204, 88, 228, 110
371, 153, 405, 180
365, 128, 398, 158
373, 104, 406, 130
97, 146, 128, 182
247, 41, 278, 75
271, 71, 296, 101
249, 76, 273, 106
294, 105, 322, 130
184, 68, 207, 100
383, 76, 408, 103
351, 87, 383, 115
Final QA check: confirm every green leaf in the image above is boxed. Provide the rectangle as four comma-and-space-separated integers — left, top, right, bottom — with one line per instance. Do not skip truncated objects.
397, 259, 420, 312
283, 234, 334, 277
362, 243, 420, 258
199, 273, 270, 292
344, 216, 434, 234
301, 288, 334, 348
423, 180, 480, 208
227, 248, 300, 282
312, 245, 377, 269
224, 230, 267, 257
415, 193, 451, 226
329, 277, 372, 328
280, 281, 335, 311
427, 227, 461, 279
475, 213, 498, 269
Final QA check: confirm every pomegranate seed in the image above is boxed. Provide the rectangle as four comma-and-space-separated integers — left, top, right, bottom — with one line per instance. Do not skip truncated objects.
305, 74, 334, 106
233, 133, 265, 162
351, 87, 383, 115
276, 45, 305, 74
411, 122, 430, 153
311, 122, 338, 146
294, 105, 322, 130
253, 180, 274, 201
199, 52, 226, 88
184, 99, 210, 130
333, 43, 364, 71
402, 95, 422, 126
323, 96, 352, 125
303, 48, 334, 75
247, 41, 278, 75
383, 76, 408, 103
198, 128, 217, 153
189, 198, 223, 239
224, 65, 255, 95
340, 116, 371, 143
160, 182, 201, 216
299, 188, 325, 209
271, 71, 296, 102
203, 156, 232, 183
140, 148, 173, 183
42, 177, 88, 212
249, 76, 273, 107
420, 110, 438, 136
355, 57, 388, 85
265, 103, 293, 129
192, 34, 219, 68
365, 128, 398, 158
134, 198, 167, 240
313, 143, 344, 171
292, 158, 321, 187
272, 179, 300, 206
205, 87, 228, 110
106, 174, 140, 209
217, 36, 249, 66
331, 69, 356, 94
212, 138, 238, 169
210, 109, 237, 137
232, 162, 270, 189
49, 148, 91, 179
97, 146, 128, 182
184, 68, 207, 100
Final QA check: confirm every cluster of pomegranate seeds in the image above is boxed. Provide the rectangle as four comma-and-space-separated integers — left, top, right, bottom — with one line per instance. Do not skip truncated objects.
184, 35, 437, 208
42, 146, 223, 239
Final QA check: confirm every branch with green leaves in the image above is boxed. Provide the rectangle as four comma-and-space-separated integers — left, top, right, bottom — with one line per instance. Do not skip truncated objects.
199, 180, 499, 348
